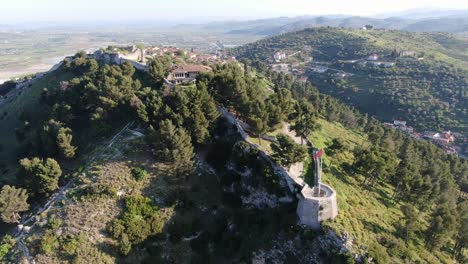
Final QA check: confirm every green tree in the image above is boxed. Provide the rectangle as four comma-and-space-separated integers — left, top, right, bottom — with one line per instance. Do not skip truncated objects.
149, 119, 194, 175
209, 63, 248, 111
18, 157, 62, 196
327, 138, 346, 167
271, 134, 307, 168
453, 201, 467, 261
148, 56, 172, 83
291, 99, 320, 144
56, 125, 77, 159
0, 185, 29, 223
425, 200, 458, 250
400, 204, 419, 243
136, 87, 163, 124
353, 147, 397, 188
40, 230, 59, 254
108, 195, 167, 255
0, 235, 15, 260
248, 116, 268, 145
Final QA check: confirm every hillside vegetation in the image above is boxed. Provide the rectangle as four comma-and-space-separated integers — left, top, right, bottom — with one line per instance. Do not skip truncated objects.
233, 27, 468, 135
0, 52, 466, 263
0, 69, 77, 184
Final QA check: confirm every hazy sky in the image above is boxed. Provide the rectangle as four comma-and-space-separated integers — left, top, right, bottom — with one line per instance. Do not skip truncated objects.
2, 0, 468, 23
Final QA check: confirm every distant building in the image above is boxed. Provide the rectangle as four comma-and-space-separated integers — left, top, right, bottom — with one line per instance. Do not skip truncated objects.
393, 120, 407, 126
367, 54, 379, 61
434, 137, 450, 145
59, 81, 69, 91
423, 132, 437, 139
399, 50, 416, 57
274, 52, 286, 61
441, 131, 456, 142
297, 76, 308, 83
362, 24, 373, 30
167, 64, 212, 84
383, 122, 395, 129
310, 65, 328, 73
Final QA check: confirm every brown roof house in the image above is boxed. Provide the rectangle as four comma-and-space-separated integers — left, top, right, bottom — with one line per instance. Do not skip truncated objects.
167, 65, 212, 85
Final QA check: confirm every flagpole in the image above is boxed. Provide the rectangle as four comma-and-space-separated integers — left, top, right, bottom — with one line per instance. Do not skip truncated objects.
319, 155, 322, 196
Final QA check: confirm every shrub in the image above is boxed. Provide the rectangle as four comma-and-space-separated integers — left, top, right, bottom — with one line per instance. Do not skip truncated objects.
47, 214, 62, 230
131, 167, 149, 181
0, 235, 15, 260
73, 184, 117, 201
108, 195, 168, 255
40, 230, 59, 255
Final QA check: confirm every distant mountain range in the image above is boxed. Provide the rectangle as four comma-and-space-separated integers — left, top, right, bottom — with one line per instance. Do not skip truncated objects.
376, 8, 468, 19
179, 9, 468, 36
2, 8, 467, 35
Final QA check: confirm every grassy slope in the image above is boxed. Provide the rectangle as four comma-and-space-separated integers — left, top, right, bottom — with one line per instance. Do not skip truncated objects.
304, 118, 455, 263
0, 68, 76, 184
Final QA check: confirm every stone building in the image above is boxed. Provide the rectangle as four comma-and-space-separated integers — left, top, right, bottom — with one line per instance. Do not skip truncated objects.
167, 64, 212, 84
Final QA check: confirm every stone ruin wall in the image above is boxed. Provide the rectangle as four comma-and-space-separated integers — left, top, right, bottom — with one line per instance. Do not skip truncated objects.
220, 107, 338, 229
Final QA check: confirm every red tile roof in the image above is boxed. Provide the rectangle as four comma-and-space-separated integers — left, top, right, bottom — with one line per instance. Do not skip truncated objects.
171, 64, 212, 73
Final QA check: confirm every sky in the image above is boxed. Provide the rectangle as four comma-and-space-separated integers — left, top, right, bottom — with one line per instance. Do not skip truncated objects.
1, 0, 468, 23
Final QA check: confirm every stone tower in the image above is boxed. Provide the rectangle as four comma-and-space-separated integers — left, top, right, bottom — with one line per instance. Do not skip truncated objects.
296, 149, 338, 229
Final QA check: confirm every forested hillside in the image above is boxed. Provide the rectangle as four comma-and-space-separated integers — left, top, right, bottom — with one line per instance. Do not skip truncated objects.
0, 52, 466, 263
232, 27, 468, 136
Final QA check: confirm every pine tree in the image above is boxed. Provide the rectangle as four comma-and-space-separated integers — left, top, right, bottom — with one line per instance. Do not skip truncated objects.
271, 134, 307, 168
148, 56, 171, 83
291, 99, 319, 144
41, 119, 77, 159
400, 204, 419, 243
248, 116, 268, 145
453, 201, 467, 261
18, 157, 62, 196
150, 120, 194, 175
425, 199, 458, 250
56, 126, 77, 159
0, 185, 30, 223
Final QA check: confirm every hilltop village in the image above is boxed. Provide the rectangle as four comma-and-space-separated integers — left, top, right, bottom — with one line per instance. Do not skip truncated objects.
89, 44, 236, 84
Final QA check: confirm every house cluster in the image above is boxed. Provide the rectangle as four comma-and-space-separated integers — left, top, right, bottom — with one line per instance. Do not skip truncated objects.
89, 45, 238, 86
357, 53, 395, 67
269, 49, 312, 77
384, 120, 417, 135
297, 76, 308, 84
398, 50, 416, 57
101, 45, 236, 67
273, 51, 287, 62
423, 131, 461, 155
141, 46, 235, 64
384, 120, 462, 155
310, 65, 328, 73
423, 131, 456, 145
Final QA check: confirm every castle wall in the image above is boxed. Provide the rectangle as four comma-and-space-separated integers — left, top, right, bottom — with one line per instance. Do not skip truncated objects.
220, 106, 338, 230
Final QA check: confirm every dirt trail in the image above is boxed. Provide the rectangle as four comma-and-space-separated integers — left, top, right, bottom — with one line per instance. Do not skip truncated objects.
13, 122, 133, 264
281, 123, 303, 145
279, 123, 307, 186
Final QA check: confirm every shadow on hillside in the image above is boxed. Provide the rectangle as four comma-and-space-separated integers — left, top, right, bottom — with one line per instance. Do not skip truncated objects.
362, 219, 389, 234
94, 118, 302, 262
328, 166, 353, 185
374, 186, 397, 208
